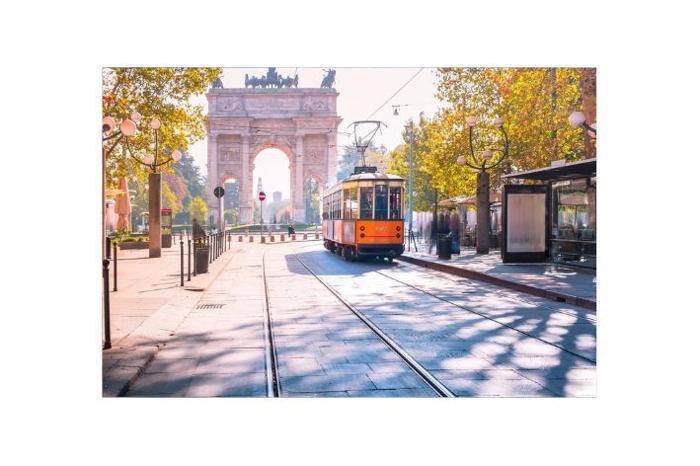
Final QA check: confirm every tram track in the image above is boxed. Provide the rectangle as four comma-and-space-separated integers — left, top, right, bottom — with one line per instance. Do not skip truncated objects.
374, 268, 596, 364
261, 252, 282, 397
292, 251, 455, 398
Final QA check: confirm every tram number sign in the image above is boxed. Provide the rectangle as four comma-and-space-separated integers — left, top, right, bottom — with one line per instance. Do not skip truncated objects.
258, 191, 266, 202
214, 186, 225, 198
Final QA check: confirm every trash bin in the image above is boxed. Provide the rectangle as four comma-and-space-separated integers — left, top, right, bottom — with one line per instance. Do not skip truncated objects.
195, 242, 209, 274
438, 234, 452, 260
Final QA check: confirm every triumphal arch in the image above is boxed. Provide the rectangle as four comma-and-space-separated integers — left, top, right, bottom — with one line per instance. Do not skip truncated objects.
206, 71, 341, 224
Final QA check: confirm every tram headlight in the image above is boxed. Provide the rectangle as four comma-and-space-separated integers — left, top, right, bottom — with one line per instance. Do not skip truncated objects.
360, 233, 365, 238
396, 226, 401, 231
360, 226, 365, 231
396, 233, 400, 238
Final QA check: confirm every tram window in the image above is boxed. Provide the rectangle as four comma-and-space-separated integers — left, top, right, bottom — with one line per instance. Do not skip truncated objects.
343, 188, 358, 219
360, 187, 373, 219
333, 191, 341, 219
389, 187, 402, 219
375, 185, 388, 220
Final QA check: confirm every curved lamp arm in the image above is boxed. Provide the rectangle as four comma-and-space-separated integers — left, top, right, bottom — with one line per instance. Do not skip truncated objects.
103, 133, 123, 158
124, 137, 174, 173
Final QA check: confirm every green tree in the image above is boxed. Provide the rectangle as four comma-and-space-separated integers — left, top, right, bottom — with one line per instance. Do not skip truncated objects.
336, 141, 389, 180
173, 149, 206, 208
188, 196, 208, 224
162, 182, 182, 215
102, 67, 222, 190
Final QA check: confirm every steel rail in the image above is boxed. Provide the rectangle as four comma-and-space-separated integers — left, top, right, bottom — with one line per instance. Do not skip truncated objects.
261, 253, 281, 397
293, 252, 455, 398
375, 269, 597, 365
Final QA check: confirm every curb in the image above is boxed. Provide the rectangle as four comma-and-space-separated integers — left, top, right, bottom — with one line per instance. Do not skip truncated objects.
396, 255, 597, 312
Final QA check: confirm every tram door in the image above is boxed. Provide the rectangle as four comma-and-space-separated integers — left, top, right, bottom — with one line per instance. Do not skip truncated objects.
501, 184, 550, 263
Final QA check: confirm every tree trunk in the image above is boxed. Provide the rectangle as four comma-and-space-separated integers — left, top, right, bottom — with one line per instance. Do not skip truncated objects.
476, 169, 490, 254
582, 68, 597, 159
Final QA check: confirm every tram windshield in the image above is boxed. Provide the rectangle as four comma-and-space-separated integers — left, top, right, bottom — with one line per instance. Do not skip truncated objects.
375, 185, 388, 220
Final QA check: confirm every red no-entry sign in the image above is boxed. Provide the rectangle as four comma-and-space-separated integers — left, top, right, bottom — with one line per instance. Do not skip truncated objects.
258, 191, 266, 202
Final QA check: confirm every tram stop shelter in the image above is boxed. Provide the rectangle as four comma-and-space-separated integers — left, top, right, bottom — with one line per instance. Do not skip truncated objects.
500, 158, 596, 269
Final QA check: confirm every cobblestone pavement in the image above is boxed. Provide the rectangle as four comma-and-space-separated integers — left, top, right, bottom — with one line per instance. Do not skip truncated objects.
293, 243, 596, 397
126, 246, 267, 397
122, 241, 596, 397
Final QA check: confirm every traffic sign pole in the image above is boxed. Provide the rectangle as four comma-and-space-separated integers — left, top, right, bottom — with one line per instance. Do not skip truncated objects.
214, 186, 225, 234
258, 191, 266, 238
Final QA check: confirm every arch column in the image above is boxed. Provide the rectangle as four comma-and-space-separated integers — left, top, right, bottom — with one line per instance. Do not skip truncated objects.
207, 133, 219, 226
240, 134, 253, 224
327, 129, 338, 187
293, 135, 305, 222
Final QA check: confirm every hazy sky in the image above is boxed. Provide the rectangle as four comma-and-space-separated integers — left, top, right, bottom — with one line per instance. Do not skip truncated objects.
188, 67, 445, 199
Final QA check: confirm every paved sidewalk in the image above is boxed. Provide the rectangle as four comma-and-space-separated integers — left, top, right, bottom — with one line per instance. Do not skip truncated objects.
102, 242, 240, 396
400, 248, 596, 310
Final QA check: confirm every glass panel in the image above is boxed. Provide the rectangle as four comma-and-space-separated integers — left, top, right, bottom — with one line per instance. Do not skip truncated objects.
389, 187, 402, 219
343, 188, 358, 219
506, 193, 546, 252
551, 177, 596, 268
360, 187, 373, 219
375, 185, 388, 220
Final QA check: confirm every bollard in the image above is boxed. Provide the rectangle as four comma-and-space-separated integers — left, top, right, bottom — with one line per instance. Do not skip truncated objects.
228, 233, 232, 249
209, 235, 212, 263
106, 236, 111, 259
260, 236, 266, 243
269, 235, 275, 242
315, 233, 320, 239
103, 259, 112, 350
180, 238, 184, 286
280, 234, 285, 242
303, 233, 308, 240
187, 239, 191, 281
238, 235, 243, 242
193, 238, 198, 277
249, 235, 254, 243
112, 242, 118, 292
291, 234, 296, 241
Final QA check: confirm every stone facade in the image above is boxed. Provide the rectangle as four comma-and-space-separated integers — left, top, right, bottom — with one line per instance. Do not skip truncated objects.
206, 87, 342, 224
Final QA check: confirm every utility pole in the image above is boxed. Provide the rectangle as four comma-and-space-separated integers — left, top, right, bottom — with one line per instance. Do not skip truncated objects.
407, 121, 414, 251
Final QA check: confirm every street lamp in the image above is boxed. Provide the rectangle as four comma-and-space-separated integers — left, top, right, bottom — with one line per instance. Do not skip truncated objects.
454, 115, 509, 255
121, 117, 182, 259
568, 110, 597, 135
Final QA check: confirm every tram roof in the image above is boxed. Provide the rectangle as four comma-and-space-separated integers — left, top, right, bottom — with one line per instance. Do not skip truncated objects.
339, 172, 404, 182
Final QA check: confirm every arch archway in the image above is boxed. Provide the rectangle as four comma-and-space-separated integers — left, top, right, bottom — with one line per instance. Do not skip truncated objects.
205, 86, 342, 224
251, 146, 291, 224
219, 175, 240, 226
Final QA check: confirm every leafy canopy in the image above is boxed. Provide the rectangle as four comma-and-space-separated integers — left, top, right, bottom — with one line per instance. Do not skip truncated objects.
102, 67, 222, 188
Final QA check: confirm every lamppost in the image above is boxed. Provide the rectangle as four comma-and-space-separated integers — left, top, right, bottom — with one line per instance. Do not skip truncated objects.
123, 117, 181, 258
455, 116, 509, 255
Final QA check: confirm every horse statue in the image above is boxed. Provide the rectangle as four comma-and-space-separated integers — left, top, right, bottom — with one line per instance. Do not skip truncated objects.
320, 69, 336, 88
280, 74, 299, 88
245, 68, 297, 88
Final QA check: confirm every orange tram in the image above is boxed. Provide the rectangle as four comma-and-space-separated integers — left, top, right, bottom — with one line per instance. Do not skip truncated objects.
322, 168, 405, 262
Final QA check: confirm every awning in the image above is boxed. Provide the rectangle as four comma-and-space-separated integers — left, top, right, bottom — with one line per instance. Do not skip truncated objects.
502, 158, 596, 181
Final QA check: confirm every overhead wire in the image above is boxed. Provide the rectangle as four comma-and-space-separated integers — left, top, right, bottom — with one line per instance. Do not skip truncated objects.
365, 68, 424, 120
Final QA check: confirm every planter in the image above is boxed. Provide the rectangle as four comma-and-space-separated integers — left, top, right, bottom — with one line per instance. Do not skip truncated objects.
118, 240, 149, 250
